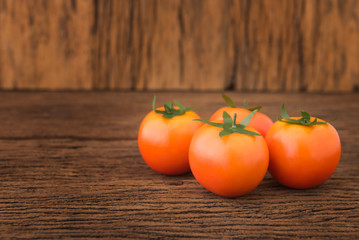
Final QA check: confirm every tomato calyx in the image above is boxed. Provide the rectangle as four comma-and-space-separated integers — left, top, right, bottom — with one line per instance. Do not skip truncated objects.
222, 93, 262, 112
243, 99, 262, 112
152, 95, 194, 119
194, 110, 262, 137
278, 104, 331, 126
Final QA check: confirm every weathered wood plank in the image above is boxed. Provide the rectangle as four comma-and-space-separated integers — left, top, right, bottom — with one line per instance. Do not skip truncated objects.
0, 139, 359, 238
0, 138, 358, 238
92, 0, 233, 90
233, 0, 359, 92
0, 0, 94, 90
1, 0, 359, 91
178, 0, 233, 90
0, 91, 358, 138
233, 0, 304, 91
301, 0, 359, 92
92, 0, 140, 90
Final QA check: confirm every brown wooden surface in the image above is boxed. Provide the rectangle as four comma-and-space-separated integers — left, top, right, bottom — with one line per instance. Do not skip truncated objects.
0, 91, 358, 239
1, 0, 359, 92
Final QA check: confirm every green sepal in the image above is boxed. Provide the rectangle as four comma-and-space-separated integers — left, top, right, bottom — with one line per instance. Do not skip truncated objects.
222, 93, 236, 108
164, 103, 173, 113
193, 119, 224, 128
279, 104, 334, 126
301, 111, 311, 120
243, 100, 248, 109
244, 99, 262, 112
240, 109, 258, 126
152, 95, 193, 119
221, 94, 262, 112
193, 110, 262, 137
232, 128, 261, 136
247, 106, 262, 112
222, 111, 233, 129
174, 100, 185, 115
219, 129, 234, 137
152, 95, 157, 111
281, 104, 290, 120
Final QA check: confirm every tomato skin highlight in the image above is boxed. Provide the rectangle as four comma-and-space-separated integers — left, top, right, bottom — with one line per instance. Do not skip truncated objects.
189, 124, 269, 197
210, 107, 273, 136
138, 107, 203, 175
265, 117, 341, 189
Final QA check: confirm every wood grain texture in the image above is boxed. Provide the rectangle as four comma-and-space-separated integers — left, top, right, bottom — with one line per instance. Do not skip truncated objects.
233, 0, 359, 92
92, 0, 233, 90
0, 0, 94, 90
0, 0, 359, 91
0, 92, 358, 238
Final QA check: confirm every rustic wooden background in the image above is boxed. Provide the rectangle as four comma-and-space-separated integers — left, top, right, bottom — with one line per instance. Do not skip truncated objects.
1, 0, 359, 92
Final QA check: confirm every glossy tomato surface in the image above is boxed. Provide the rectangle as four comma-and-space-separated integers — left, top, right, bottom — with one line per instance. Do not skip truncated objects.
265, 117, 341, 189
189, 124, 269, 197
210, 107, 273, 136
138, 107, 203, 175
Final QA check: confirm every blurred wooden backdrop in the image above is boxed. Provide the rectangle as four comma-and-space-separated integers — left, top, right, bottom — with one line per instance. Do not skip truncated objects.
0, 0, 359, 92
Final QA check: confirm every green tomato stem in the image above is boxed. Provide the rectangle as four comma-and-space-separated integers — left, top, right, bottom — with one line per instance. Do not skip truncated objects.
232, 113, 237, 128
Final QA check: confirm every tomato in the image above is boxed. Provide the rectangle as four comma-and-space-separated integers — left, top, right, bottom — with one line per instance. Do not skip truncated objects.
265, 109, 341, 189
210, 107, 273, 136
138, 98, 203, 175
210, 94, 273, 136
189, 111, 269, 197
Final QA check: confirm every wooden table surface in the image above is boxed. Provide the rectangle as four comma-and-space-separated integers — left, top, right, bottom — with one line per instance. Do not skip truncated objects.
0, 92, 358, 239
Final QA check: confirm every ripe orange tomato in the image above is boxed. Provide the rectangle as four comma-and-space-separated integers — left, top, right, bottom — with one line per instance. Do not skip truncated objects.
210, 94, 273, 136
210, 107, 273, 136
138, 98, 203, 175
189, 112, 269, 197
265, 115, 341, 189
